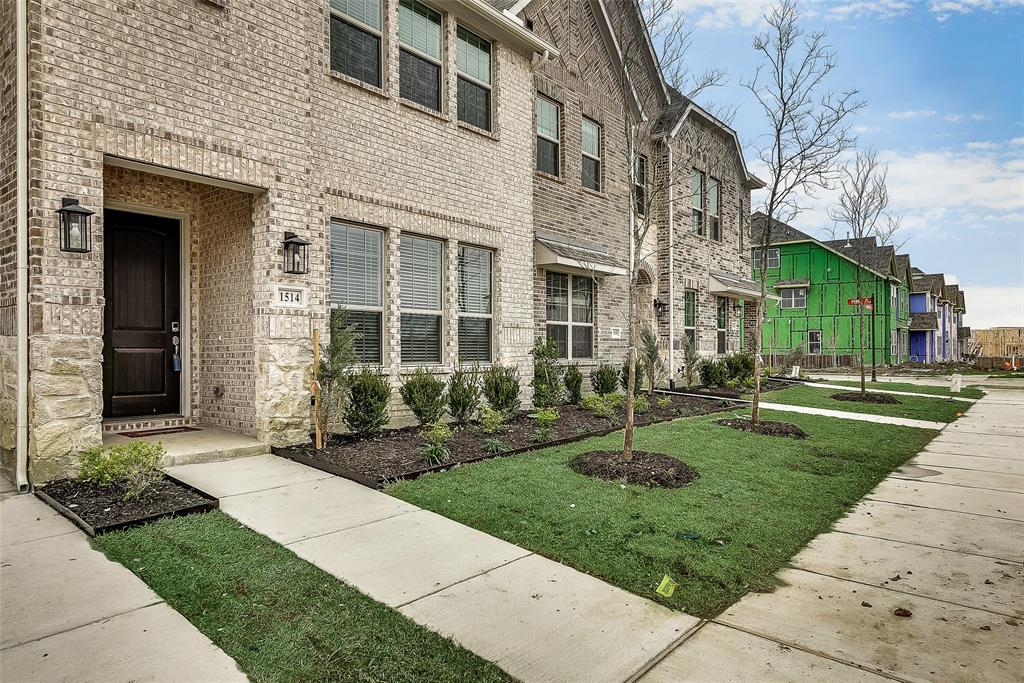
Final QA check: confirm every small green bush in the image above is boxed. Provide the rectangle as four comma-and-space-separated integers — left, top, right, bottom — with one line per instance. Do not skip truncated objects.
483, 438, 508, 454
589, 364, 619, 396
724, 353, 756, 383
447, 365, 481, 426
530, 338, 564, 408
581, 393, 623, 419
479, 405, 506, 434
698, 358, 729, 388
657, 397, 673, 409
563, 364, 583, 404
400, 368, 447, 426
419, 422, 453, 466
483, 365, 521, 416
345, 368, 391, 435
633, 395, 650, 413
78, 441, 165, 501
620, 359, 647, 395
534, 408, 558, 442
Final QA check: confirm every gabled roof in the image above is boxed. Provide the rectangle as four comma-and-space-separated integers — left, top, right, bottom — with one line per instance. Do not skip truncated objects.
912, 273, 945, 297
957, 290, 966, 312
895, 254, 913, 285
820, 237, 896, 277
945, 284, 965, 311
750, 212, 816, 244
911, 312, 939, 331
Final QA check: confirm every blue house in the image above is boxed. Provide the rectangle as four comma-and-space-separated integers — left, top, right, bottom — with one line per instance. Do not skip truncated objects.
909, 270, 944, 362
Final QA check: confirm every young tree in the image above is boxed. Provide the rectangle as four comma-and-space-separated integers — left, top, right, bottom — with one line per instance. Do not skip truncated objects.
744, 0, 864, 424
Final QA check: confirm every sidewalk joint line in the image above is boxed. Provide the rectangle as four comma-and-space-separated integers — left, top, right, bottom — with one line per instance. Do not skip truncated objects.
0, 600, 165, 652
864, 495, 1024, 522
623, 619, 708, 683
832, 529, 1019, 563
395, 552, 535, 609
880, 475, 1024, 495
283, 508, 419, 547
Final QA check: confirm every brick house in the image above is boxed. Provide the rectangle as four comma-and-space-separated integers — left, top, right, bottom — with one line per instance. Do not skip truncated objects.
1, 0, 556, 485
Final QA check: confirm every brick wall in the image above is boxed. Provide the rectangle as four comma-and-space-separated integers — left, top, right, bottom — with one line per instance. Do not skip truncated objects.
1, 0, 18, 473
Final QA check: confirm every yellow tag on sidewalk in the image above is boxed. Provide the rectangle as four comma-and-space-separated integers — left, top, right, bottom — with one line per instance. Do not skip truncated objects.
656, 575, 678, 597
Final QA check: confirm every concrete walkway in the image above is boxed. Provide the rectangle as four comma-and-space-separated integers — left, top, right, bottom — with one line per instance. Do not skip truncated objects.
166, 455, 699, 683
0, 481, 246, 682
757, 402, 948, 430
640, 388, 1024, 681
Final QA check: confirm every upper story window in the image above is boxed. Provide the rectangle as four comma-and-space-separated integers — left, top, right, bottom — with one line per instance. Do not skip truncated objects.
891, 283, 898, 315
400, 234, 444, 363
329, 0, 383, 88
330, 221, 384, 363
753, 248, 780, 270
581, 118, 602, 192
691, 170, 705, 236
738, 199, 745, 251
398, 0, 443, 111
634, 156, 648, 216
457, 245, 493, 362
535, 96, 560, 176
708, 177, 721, 241
780, 287, 806, 309
456, 27, 492, 131
546, 272, 594, 359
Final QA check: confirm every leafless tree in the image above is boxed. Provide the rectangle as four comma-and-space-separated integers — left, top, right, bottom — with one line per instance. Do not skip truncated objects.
744, 0, 865, 424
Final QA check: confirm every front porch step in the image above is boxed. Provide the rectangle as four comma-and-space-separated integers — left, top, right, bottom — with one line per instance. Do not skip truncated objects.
102, 425, 270, 468
102, 415, 197, 434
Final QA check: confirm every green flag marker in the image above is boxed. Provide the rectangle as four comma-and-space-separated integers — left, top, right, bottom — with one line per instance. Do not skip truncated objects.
656, 575, 678, 597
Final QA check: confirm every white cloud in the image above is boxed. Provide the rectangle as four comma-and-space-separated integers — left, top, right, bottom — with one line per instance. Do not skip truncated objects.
826, 1, 912, 20
929, 0, 1024, 22
671, 0, 913, 29
959, 285, 1024, 329
888, 110, 938, 119
1011, 137, 1024, 146
965, 141, 998, 150
944, 113, 962, 122
970, 113, 988, 121
853, 125, 881, 133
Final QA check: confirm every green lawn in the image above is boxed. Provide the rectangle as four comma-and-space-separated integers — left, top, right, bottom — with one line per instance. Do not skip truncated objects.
389, 410, 936, 619
759, 384, 968, 422
816, 379, 983, 399
95, 512, 512, 683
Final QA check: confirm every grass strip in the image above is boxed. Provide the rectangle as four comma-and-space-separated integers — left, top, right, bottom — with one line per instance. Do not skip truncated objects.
818, 379, 983, 399
757, 384, 968, 422
95, 512, 513, 683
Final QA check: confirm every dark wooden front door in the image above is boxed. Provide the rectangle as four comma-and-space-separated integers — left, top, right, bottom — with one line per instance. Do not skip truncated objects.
103, 210, 181, 417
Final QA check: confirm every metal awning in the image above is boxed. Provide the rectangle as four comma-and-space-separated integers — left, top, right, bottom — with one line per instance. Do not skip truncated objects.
709, 270, 780, 301
534, 236, 627, 277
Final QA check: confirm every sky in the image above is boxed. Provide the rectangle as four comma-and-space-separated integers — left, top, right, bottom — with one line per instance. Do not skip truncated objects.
669, 0, 1024, 329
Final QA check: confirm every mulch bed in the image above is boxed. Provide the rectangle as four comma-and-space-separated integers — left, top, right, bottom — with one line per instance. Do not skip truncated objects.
276, 394, 737, 487
35, 475, 217, 536
716, 418, 808, 439
831, 391, 902, 405
569, 450, 700, 488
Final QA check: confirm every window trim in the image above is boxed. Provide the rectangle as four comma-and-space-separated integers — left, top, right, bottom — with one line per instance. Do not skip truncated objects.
708, 176, 721, 241
399, 233, 445, 365
581, 117, 602, 192
753, 248, 781, 270
716, 296, 727, 354
634, 155, 648, 216
691, 169, 705, 236
545, 271, 595, 360
456, 26, 493, 131
329, 221, 385, 364
329, 0, 384, 88
457, 244, 494, 362
779, 287, 806, 309
398, 0, 444, 112
535, 95, 561, 177
808, 329, 822, 355
683, 289, 697, 347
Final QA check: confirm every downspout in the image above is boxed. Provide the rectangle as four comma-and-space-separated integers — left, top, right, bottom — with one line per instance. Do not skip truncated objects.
666, 143, 675, 385
15, 0, 30, 492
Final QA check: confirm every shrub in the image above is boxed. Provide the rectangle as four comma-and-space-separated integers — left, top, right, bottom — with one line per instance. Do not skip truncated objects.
399, 368, 447, 426
563, 364, 583, 404
419, 422, 453, 466
483, 365, 521, 416
724, 352, 756, 383
534, 408, 558, 443
582, 393, 623, 419
589, 364, 619, 396
657, 396, 673, 409
483, 438, 508, 454
530, 338, 564, 408
639, 325, 666, 394
698, 358, 729, 388
78, 441, 165, 501
620, 359, 647, 395
317, 309, 358, 434
479, 405, 506, 434
633, 394, 650, 413
447, 365, 481, 426
345, 368, 391, 435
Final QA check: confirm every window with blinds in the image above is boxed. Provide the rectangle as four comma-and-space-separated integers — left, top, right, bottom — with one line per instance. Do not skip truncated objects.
536, 96, 560, 176
400, 234, 444, 363
716, 297, 727, 354
708, 177, 721, 241
545, 272, 594, 359
330, 222, 383, 363
457, 245, 492, 361
684, 290, 697, 348
457, 27, 492, 131
399, 0, 442, 111
329, 0, 382, 88
691, 170, 705, 236
582, 118, 602, 191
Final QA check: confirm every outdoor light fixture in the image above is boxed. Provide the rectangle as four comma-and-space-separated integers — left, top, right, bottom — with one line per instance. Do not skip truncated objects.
56, 197, 94, 253
282, 231, 311, 275
653, 298, 668, 315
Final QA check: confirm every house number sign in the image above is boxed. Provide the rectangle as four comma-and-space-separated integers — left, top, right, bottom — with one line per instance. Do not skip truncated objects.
274, 285, 307, 309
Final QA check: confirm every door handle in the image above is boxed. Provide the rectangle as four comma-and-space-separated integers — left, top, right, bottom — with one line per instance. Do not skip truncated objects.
171, 321, 180, 333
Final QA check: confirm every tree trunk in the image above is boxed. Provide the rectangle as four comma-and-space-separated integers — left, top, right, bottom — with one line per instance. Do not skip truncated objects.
751, 297, 763, 424
623, 345, 636, 461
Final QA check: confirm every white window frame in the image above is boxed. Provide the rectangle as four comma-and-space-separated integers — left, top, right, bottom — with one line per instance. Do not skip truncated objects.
455, 25, 492, 131
545, 272, 594, 360
398, 0, 444, 111
708, 176, 721, 241
457, 244, 493, 362
535, 95, 561, 176
891, 329, 898, 358
691, 169, 704, 236
329, 0, 384, 87
780, 287, 806, 309
890, 282, 898, 316
753, 248, 780, 270
581, 117, 602, 192
808, 329, 822, 354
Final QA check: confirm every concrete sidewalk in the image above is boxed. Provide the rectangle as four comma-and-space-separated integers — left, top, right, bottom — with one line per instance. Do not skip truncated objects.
641, 388, 1024, 681
166, 455, 699, 683
758, 401, 948, 430
0, 481, 246, 683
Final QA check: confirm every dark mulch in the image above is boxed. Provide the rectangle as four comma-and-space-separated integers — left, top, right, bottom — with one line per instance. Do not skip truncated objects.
831, 391, 902, 405
569, 450, 700, 488
37, 476, 212, 532
716, 418, 808, 439
281, 394, 735, 485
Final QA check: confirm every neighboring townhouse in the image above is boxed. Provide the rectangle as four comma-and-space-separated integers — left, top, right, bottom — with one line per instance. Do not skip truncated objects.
943, 284, 963, 361
955, 290, 971, 359
909, 271, 944, 362
1, 0, 557, 483
749, 215, 903, 367
893, 254, 914, 363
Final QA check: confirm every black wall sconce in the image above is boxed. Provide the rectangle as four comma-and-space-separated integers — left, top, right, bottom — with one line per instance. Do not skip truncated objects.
282, 231, 311, 275
56, 197, 94, 253
653, 298, 668, 315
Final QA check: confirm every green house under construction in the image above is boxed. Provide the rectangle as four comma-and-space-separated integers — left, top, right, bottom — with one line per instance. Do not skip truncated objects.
747, 214, 911, 367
